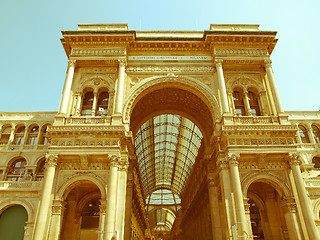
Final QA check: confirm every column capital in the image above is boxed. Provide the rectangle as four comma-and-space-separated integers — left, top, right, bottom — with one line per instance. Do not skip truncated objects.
215, 59, 223, 67
281, 198, 297, 213
264, 59, 272, 67
288, 152, 301, 166
216, 158, 229, 169
45, 153, 59, 167
108, 154, 121, 167
68, 59, 76, 68
118, 58, 127, 67
99, 204, 107, 214
227, 153, 240, 165
51, 200, 66, 215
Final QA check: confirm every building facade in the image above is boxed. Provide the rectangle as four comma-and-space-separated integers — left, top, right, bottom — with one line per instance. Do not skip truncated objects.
0, 24, 320, 240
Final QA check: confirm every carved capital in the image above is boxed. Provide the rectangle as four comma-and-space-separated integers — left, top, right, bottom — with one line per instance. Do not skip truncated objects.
264, 59, 272, 68
108, 154, 121, 167
215, 59, 223, 68
217, 159, 229, 169
52, 200, 66, 215
288, 153, 301, 166
207, 177, 216, 188
68, 60, 76, 68
118, 58, 127, 67
45, 153, 59, 168
281, 198, 297, 213
99, 204, 107, 214
118, 159, 129, 171
227, 153, 240, 165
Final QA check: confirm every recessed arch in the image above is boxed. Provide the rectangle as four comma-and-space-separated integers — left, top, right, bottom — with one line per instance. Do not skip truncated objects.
123, 75, 221, 138
0, 199, 34, 221
56, 173, 106, 200
242, 173, 292, 198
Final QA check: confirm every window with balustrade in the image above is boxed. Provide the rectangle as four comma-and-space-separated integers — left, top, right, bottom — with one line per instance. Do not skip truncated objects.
6, 158, 26, 181
233, 89, 245, 115
39, 125, 50, 145
298, 125, 310, 143
0, 125, 12, 145
311, 124, 320, 143
13, 126, 25, 145
35, 158, 46, 181
26, 125, 39, 145
248, 89, 261, 116
81, 88, 94, 116
96, 89, 109, 116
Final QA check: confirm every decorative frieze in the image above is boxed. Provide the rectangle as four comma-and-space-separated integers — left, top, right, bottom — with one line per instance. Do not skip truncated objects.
126, 66, 215, 73
51, 138, 119, 147
71, 48, 126, 56
214, 48, 268, 56
65, 117, 111, 125
233, 116, 279, 124
227, 137, 295, 146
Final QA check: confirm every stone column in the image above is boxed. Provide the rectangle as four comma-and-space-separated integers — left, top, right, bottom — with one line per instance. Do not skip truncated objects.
215, 59, 230, 113
207, 174, 223, 240
75, 92, 83, 116
8, 125, 15, 144
243, 91, 252, 116
99, 201, 107, 240
48, 200, 66, 240
115, 158, 129, 240
227, 91, 235, 115
124, 173, 133, 240
264, 60, 284, 114
59, 60, 76, 115
32, 153, 59, 240
228, 153, 250, 238
91, 91, 98, 116
289, 153, 320, 240
306, 123, 316, 144
114, 59, 126, 114
104, 155, 119, 240
258, 91, 266, 116
217, 158, 235, 239
281, 198, 303, 240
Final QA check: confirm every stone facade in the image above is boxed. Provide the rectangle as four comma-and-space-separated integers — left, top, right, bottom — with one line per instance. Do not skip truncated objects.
0, 23, 319, 240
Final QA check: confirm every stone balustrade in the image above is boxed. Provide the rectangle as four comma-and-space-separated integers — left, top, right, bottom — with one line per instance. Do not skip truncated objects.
0, 181, 42, 190
65, 116, 112, 125
233, 116, 279, 124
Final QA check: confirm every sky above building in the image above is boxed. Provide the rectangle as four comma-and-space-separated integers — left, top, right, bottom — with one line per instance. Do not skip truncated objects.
0, 0, 319, 112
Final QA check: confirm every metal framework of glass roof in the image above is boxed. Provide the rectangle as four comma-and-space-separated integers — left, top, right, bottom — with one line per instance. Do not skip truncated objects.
135, 114, 203, 197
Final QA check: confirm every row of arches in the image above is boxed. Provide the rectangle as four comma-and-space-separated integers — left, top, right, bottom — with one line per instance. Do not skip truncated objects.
0, 124, 50, 145
4, 157, 45, 181
298, 124, 320, 144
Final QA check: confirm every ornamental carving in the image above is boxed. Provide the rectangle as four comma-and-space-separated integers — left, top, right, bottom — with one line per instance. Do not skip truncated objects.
126, 66, 215, 73
71, 48, 126, 56
79, 74, 115, 91
214, 48, 268, 56
225, 74, 263, 92
45, 153, 59, 167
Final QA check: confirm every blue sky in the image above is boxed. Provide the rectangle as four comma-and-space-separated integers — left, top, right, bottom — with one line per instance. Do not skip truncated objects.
1, 0, 319, 112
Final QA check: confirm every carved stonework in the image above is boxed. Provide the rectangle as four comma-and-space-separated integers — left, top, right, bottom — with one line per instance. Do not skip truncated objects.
214, 48, 268, 56
52, 200, 66, 215
126, 66, 215, 73
45, 153, 59, 168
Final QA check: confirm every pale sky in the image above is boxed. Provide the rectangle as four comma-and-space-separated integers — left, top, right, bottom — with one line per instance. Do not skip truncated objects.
1, 0, 319, 112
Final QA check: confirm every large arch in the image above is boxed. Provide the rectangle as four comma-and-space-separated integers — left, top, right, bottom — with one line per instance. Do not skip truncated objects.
56, 173, 106, 200
0, 199, 34, 221
123, 75, 221, 140
242, 172, 292, 198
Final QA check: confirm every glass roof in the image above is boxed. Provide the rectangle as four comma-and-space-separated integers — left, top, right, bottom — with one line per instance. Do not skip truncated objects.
134, 114, 203, 197
148, 208, 176, 231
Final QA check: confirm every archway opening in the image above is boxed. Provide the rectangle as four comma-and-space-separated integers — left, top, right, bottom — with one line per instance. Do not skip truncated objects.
248, 182, 287, 240
0, 205, 28, 240
60, 180, 101, 240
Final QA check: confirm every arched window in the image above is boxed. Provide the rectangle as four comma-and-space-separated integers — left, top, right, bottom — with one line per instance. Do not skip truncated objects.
0, 125, 12, 145
6, 158, 26, 181
26, 125, 39, 145
248, 90, 261, 116
233, 89, 245, 115
39, 125, 50, 145
13, 126, 25, 145
311, 125, 320, 143
298, 125, 310, 143
312, 156, 320, 169
81, 90, 94, 116
35, 158, 46, 181
96, 91, 109, 116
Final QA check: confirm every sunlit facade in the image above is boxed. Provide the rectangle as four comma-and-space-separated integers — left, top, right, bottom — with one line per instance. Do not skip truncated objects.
0, 24, 320, 240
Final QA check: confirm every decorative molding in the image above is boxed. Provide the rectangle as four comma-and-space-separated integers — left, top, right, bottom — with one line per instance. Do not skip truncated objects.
71, 48, 126, 56
45, 153, 59, 167
126, 66, 215, 73
214, 48, 268, 56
